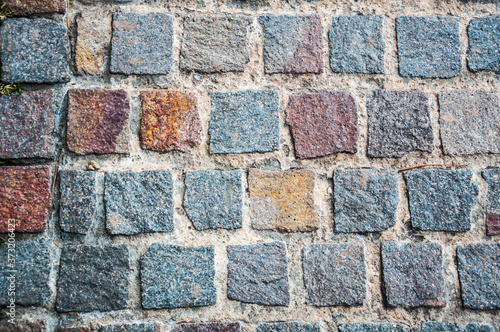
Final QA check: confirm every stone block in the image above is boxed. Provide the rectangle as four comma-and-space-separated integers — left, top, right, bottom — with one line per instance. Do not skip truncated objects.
468, 15, 500, 73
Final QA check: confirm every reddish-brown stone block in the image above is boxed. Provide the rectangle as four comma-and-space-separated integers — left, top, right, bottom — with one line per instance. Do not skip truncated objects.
3, 0, 66, 16
0, 166, 51, 233
140, 90, 202, 153
487, 214, 500, 236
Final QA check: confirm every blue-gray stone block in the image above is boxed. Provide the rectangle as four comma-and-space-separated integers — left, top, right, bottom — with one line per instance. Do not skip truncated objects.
105, 171, 174, 235
468, 15, 500, 73
396, 16, 461, 78
339, 323, 410, 332
484, 169, 500, 235
257, 322, 320, 332
140, 244, 216, 309
184, 170, 243, 230
422, 322, 461, 332
334, 169, 398, 233
173, 322, 241, 332
302, 242, 365, 306
457, 243, 500, 309
382, 242, 445, 308
111, 13, 173, 75
0, 239, 51, 307
209, 90, 279, 154
56, 244, 130, 312
1, 18, 70, 83
329, 16, 386, 74
465, 324, 494, 332
227, 241, 289, 306
59, 171, 97, 235
404, 169, 478, 232
99, 323, 160, 332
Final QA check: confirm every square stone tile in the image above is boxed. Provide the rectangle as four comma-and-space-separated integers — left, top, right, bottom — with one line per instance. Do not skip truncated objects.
468, 15, 500, 73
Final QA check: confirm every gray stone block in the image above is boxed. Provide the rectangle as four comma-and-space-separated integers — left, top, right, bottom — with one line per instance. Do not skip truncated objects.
422, 322, 461, 332
484, 169, 500, 236
257, 322, 320, 332
468, 15, 500, 73
173, 322, 241, 332
339, 323, 410, 332
99, 323, 159, 332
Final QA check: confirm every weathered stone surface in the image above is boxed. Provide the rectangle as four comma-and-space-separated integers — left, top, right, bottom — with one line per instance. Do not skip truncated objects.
56, 328, 92, 332
141, 244, 216, 309
367, 90, 433, 158
0, 166, 51, 233
209, 90, 279, 154
257, 322, 320, 332
334, 169, 398, 233
339, 323, 409, 332
0, 320, 46, 332
457, 243, 500, 309
67, 89, 130, 155
249, 168, 318, 233
59, 171, 96, 235
140, 90, 202, 153
3, 0, 66, 16
439, 91, 500, 155
329, 15, 385, 74
464, 325, 494, 332
105, 171, 174, 235
303, 243, 366, 306
0, 239, 51, 306
181, 16, 251, 73
259, 15, 323, 74
1, 18, 70, 83
382, 242, 445, 308
227, 242, 289, 306
184, 170, 243, 230
0, 90, 55, 159
422, 323, 493, 332
173, 322, 241, 332
396, 16, 461, 78
484, 169, 500, 236
56, 244, 130, 312
75, 10, 112, 76
404, 169, 478, 232
285, 91, 358, 159
226, 0, 269, 9
99, 323, 160, 332
468, 15, 500, 73
110, 13, 173, 74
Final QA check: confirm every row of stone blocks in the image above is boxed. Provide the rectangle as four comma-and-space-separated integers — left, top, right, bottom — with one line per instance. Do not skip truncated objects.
1, 13, 499, 83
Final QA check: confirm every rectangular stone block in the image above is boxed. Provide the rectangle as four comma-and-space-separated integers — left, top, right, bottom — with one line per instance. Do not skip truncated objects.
468, 15, 500, 73
382, 242, 445, 308
184, 170, 243, 230
396, 16, 461, 78
140, 244, 216, 309
173, 322, 241, 332
404, 169, 478, 232
484, 169, 500, 236
0, 90, 55, 159
257, 322, 320, 332
227, 241, 289, 306
56, 328, 91, 332
3, 0, 66, 16
181, 16, 251, 73
56, 244, 130, 312
0, 166, 51, 233
367, 90, 433, 158
439, 91, 499, 155
285, 91, 358, 159
99, 323, 161, 332
209, 90, 279, 154
302, 243, 366, 306
339, 323, 409, 332
422, 323, 493, 332
249, 168, 318, 233
329, 16, 385, 74
140, 90, 202, 153
111, 13, 174, 75
1, 18, 70, 83
105, 171, 174, 235
67, 89, 130, 155
0, 320, 46, 332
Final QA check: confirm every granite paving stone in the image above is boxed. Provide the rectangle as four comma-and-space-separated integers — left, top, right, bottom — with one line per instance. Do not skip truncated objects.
257, 322, 320, 332
484, 169, 500, 235
339, 323, 410, 332
173, 322, 241, 332
468, 15, 500, 73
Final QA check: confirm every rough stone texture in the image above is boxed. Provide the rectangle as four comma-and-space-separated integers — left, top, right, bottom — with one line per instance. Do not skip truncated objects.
464, 325, 494, 332
468, 15, 500, 73
99, 323, 160, 332
227, 242, 289, 306
140, 90, 202, 153
382, 242, 445, 308
141, 244, 216, 309
259, 15, 323, 74
226, 0, 269, 9
105, 171, 174, 235
0, 239, 51, 307
404, 169, 478, 232
302, 243, 366, 306
248, 168, 318, 233
0, 166, 51, 233
59, 171, 97, 235
457, 243, 500, 309
396, 16, 461, 78
0, 90, 55, 159
0, 321, 46, 332
367, 90, 433, 158
209, 90, 279, 154
285, 91, 358, 159
484, 169, 500, 236
0, 18, 70, 83
110, 13, 174, 75
329, 15, 385, 74
333, 169, 398, 233
439, 91, 500, 155
56, 328, 92, 332
338, 323, 410, 332
173, 322, 241, 332
422, 323, 493, 332
56, 244, 130, 312
181, 16, 251, 73
184, 170, 243, 230
257, 322, 320, 332
3, 0, 66, 16
67, 89, 130, 155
